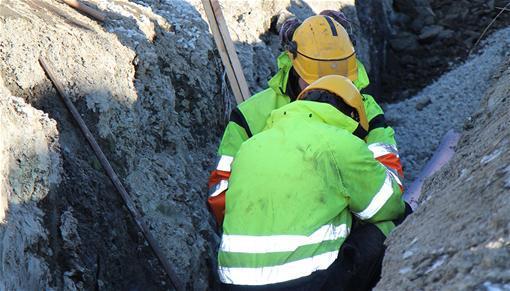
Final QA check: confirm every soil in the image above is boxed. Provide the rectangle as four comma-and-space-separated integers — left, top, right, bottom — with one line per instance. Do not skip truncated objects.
377, 51, 510, 291
0, 83, 60, 290
383, 0, 510, 101
0, 0, 225, 289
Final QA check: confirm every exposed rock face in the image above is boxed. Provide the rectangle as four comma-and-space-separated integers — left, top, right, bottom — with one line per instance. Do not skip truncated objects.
384, 0, 510, 100
377, 35, 510, 290
2, 0, 509, 289
354, 0, 394, 95
0, 80, 61, 290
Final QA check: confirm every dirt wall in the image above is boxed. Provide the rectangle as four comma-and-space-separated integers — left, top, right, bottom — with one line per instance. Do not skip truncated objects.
0, 0, 225, 289
377, 40, 510, 291
0, 80, 61, 290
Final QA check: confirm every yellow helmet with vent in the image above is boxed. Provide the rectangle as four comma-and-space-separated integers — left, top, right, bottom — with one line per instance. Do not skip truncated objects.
289, 15, 357, 84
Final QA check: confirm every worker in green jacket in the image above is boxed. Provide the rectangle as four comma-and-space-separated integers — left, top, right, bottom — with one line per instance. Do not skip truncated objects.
208, 11, 410, 289
208, 12, 403, 227
218, 75, 406, 289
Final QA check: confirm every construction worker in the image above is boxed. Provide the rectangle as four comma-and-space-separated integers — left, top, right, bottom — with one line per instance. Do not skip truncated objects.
208, 11, 409, 289
208, 12, 403, 227
217, 75, 406, 289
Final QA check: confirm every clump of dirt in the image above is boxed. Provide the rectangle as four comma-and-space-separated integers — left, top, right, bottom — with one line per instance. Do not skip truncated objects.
377, 38, 510, 290
383, 0, 510, 101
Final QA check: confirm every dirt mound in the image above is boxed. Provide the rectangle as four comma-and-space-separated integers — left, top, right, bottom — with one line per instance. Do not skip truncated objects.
0, 80, 61, 290
377, 39, 510, 290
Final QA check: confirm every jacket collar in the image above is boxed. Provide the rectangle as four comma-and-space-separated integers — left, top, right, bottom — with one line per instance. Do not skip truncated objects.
268, 52, 293, 96
266, 100, 360, 134
353, 60, 370, 91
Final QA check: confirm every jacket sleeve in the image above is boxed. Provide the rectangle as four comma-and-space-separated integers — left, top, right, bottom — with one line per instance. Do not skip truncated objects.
207, 111, 250, 226
362, 94, 404, 190
334, 137, 406, 224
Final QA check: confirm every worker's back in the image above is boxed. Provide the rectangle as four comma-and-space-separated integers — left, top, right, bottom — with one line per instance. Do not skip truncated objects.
218, 100, 405, 286
225, 101, 357, 231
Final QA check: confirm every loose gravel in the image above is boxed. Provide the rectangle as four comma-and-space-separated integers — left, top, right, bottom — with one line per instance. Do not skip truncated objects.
384, 27, 510, 183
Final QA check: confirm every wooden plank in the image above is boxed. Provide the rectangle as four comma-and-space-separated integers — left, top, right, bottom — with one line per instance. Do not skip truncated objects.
62, 0, 106, 22
39, 57, 184, 291
202, 0, 250, 104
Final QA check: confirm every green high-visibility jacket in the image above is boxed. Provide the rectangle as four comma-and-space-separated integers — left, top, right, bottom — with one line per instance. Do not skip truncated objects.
213, 52, 400, 236
218, 101, 405, 286
218, 52, 397, 158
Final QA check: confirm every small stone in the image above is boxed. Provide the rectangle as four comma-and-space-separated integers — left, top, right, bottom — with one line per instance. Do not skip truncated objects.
419, 25, 444, 42
438, 29, 455, 40
415, 96, 432, 111
480, 149, 502, 165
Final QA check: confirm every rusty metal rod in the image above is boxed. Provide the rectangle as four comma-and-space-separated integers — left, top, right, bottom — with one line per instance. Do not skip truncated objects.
62, 0, 106, 22
39, 57, 184, 291
404, 129, 461, 210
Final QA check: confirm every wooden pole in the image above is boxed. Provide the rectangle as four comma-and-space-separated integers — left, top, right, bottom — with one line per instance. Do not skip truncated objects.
39, 57, 184, 291
62, 0, 106, 22
201, 0, 251, 104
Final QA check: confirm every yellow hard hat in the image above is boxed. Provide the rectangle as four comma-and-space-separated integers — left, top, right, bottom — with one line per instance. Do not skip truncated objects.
289, 15, 357, 84
297, 75, 368, 131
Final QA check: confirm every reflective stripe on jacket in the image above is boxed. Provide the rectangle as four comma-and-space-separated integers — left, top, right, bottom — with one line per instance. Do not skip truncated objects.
218, 101, 406, 285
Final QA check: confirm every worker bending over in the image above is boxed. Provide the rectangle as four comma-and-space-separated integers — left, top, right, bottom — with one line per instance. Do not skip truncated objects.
217, 76, 406, 289
208, 11, 410, 289
208, 12, 403, 227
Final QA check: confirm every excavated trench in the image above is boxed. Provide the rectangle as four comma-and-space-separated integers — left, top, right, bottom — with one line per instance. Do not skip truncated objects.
1, 0, 510, 290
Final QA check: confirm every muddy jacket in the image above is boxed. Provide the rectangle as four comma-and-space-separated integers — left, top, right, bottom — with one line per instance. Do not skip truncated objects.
218, 101, 406, 286
208, 53, 403, 234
